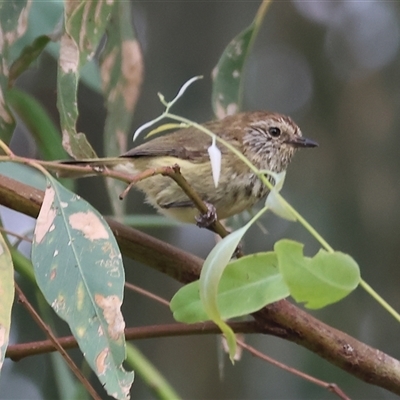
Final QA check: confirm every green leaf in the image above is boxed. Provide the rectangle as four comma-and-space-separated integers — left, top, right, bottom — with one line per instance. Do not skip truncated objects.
126, 344, 180, 400
198, 206, 267, 360
0, 0, 31, 142
58, 1, 115, 159
199, 222, 252, 360
10, 2, 101, 91
0, 162, 46, 191
275, 239, 361, 309
6, 86, 74, 197
31, 176, 133, 399
79, 60, 102, 93
171, 252, 289, 323
9, 35, 51, 86
57, 68, 97, 159
9, 1, 63, 61
264, 171, 296, 221
99, 1, 143, 216
0, 234, 14, 377
6, 88, 67, 160
100, 1, 143, 156
211, 0, 272, 118
0, 1, 30, 41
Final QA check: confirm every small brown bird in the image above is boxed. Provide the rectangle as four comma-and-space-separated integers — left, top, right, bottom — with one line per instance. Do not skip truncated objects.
67, 111, 317, 223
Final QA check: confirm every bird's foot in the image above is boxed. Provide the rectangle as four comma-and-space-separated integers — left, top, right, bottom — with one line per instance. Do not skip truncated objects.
196, 202, 217, 228
233, 243, 243, 258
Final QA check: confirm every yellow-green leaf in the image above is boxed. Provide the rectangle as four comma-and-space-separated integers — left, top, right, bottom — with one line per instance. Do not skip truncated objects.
171, 252, 289, 323
0, 234, 14, 377
275, 239, 360, 309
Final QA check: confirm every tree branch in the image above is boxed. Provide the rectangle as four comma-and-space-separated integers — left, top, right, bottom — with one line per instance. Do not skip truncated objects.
14, 282, 101, 400
6, 321, 263, 360
1, 174, 400, 395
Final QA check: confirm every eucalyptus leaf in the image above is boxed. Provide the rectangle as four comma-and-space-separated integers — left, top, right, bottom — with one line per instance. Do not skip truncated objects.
7, 88, 67, 161
171, 252, 289, 323
199, 216, 259, 360
9, 1, 63, 60
211, 0, 272, 118
58, 2, 115, 159
275, 239, 360, 309
9, 35, 51, 86
0, 0, 31, 142
100, 1, 143, 216
264, 171, 296, 221
0, 162, 46, 191
31, 176, 133, 399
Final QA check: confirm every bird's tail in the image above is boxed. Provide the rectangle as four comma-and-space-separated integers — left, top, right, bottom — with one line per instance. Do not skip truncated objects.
56, 157, 125, 178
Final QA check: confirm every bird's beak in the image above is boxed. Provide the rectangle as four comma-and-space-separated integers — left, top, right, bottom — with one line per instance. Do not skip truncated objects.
286, 137, 318, 148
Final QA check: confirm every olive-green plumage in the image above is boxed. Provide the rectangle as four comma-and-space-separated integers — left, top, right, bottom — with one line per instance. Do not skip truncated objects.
64, 111, 317, 223
114, 111, 317, 223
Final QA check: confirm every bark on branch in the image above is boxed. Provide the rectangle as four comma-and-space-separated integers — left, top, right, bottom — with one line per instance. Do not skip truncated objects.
0, 174, 399, 395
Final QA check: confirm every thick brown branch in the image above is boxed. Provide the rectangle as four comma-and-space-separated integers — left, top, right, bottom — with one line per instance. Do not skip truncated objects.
255, 303, 400, 394
1, 175, 400, 395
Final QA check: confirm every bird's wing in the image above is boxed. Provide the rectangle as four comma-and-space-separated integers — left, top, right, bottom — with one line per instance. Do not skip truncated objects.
121, 121, 241, 163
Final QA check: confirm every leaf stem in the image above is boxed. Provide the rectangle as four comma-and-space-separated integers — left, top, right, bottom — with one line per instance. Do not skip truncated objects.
274, 194, 334, 253
0, 139, 13, 156
252, 0, 273, 44
359, 279, 400, 323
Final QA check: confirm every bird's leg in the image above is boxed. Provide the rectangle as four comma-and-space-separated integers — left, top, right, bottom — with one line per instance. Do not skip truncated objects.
233, 243, 243, 258
195, 203, 244, 257
195, 202, 217, 228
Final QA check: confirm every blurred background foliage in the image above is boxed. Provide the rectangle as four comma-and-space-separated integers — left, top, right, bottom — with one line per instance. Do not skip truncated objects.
2, 1, 400, 399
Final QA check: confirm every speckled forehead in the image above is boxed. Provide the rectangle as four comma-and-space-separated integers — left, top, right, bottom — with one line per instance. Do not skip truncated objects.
249, 115, 302, 137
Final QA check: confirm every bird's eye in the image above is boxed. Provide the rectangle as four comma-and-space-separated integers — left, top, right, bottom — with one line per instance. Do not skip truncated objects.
268, 127, 281, 137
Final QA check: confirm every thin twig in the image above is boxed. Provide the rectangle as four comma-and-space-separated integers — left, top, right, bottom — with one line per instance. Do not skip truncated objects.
14, 282, 101, 400
162, 164, 231, 238
6, 321, 263, 360
1, 154, 232, 239
237, 338, 350, 400
7, 291, 350, 400
117, 163, 231, 238
119, 167, 165, 199
125, 280, 348, 398
0, 227, 32, 243
124, 282, 170, 307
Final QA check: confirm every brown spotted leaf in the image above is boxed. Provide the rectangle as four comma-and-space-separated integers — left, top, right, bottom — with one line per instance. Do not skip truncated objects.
100, 1, 143, 156
99, 1, 144, 216
31, 176, 133, 400
211, 0, 272, 119
0, 0, 31, 142
58, 1, 115, 159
